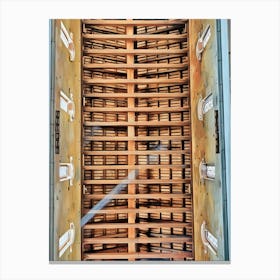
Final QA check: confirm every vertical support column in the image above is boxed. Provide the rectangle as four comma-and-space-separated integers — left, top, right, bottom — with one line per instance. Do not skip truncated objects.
126, 22, 136, 260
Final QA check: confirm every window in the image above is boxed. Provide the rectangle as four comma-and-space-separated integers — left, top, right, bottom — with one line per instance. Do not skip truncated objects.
199, 159, 215, 182
60, 90, 75, 122
201, 221, 218, 255
59, 223, 75, 258
59, 156, 74, 186
60, 21, 75, 61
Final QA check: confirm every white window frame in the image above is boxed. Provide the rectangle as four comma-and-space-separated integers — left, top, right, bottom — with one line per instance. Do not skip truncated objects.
59, 156, 74, 186
60, 21, 75, 61
197, 92, 214, 121
196, 24, 211, 61
201, 221, 218, 256
60, 90, 75, 122
199, 159, 215, 183
59, 222, 75, 258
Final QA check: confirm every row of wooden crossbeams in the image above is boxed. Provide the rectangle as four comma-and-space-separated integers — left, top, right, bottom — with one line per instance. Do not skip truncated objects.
81, 19, 194, 261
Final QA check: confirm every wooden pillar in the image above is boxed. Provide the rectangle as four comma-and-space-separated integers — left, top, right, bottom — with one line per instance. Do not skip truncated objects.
126, 22, 136, 260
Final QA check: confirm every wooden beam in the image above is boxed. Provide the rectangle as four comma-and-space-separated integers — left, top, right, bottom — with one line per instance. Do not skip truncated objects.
83, 150, 188, 156
83, 121, 190, 126
83, 179, 191, 185
83, 252, 193, 260
83, 63, 188, 69
137, 54, 187, 63
83, 207, 191, 214
83, 106, 189, 112
83, 78, 188, 85
84, 193, 189, 199
83, 237, 192, 244
82, 20, 188, 26
83, 93, 188, 98
84, 135, 190, 141
83, 222, 191, 229
83, 48, 188, 55
83, 164, 187, 170
126, 24, 136, 261
138, 68, 186, 77
83, 34, 188, 41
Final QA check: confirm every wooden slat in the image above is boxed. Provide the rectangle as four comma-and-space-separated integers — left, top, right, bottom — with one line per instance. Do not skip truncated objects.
84, 135, 190, 141
83, 237, 192, 244
83, 78, 188, 85
83, 34, 188, 41
83, 164, 187, 170
83, 150, 187, 156
85, 68, 181, 77
83, 48, 188, 55
83, 252, 192, 260
84, 193, 188, 199
83, 106, 189, 112
83, 179, 190, 184
84, 121, 190, 126
82, 20, 188, 26
83, 63, 188, 69
83, 93, 188, 98
126, 25, 136, 261
138, 55, 188, 64
83, 207, 191, 214
83, 222, 191, 229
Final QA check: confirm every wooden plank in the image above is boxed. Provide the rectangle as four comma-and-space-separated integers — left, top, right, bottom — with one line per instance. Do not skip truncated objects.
84, 135, 190, 141
83, 164, 187, 170
83, 78, 188, 84
83, 150, 187, 156
82, 19, 188, 26
83, 237, 192, 244
83, 106, 189, 112
83, 93, 188, 98
83, 179, 191, 184
137, 38, 187, 49
83, 252, 193, 260
126, 24, 136, 261
83, 207, 191, 214
84, 193, 189, 199
83, 48, 188, 55
138, 68, 186, 77
84, 222, 191, 229
83, 34, 188, 41
83, 63, 188, 69
84, 121, 190, 126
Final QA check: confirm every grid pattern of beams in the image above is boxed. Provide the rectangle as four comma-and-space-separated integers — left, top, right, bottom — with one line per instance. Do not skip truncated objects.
81, 19, 194, 261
